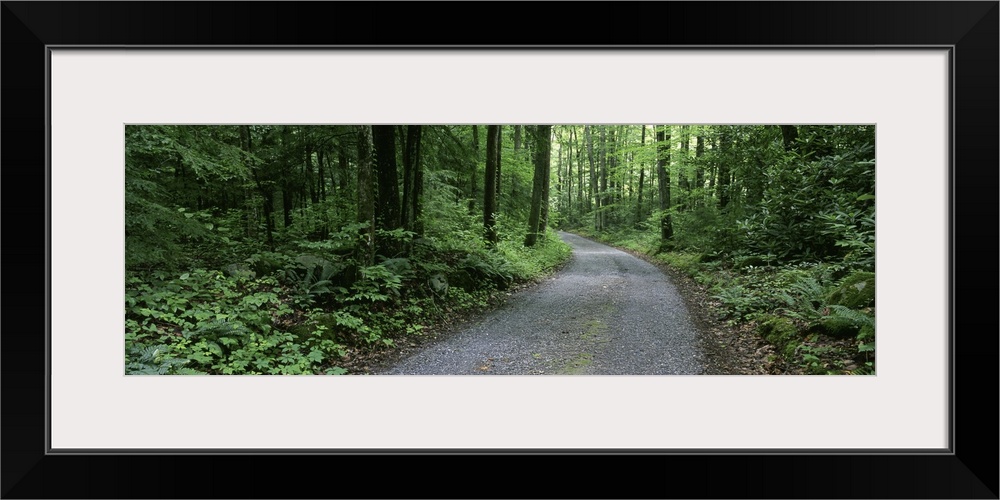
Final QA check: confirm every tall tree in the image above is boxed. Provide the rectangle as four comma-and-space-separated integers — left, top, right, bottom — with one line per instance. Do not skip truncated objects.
717, 129, 731, 209
374, 125, 404, 256
694, 134, 705, 207
241, 125, 276, 251
585, 125, 596, 216
469, 125, 479, 212
402, 125, 424, 236
540, 126, 552, 233
355, 125, 376, 267
678, 126, 690, 211
483, 125, 501, 245
525, 125, 551, 247
373, 125, 401, 234
635, 125, 646, 225
598, 126, 608, 231
656, 125, 673, 242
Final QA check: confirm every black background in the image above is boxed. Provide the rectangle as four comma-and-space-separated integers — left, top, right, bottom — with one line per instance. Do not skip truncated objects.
3, 2, 997, 498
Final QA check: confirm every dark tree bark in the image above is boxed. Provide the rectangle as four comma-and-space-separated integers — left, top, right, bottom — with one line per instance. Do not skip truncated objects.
402, 125, 424, 236
780, 125, 798, 151
483, 125, 501, 245
525, 125, 551, 247
373, 125, 401, 234
656, 125, 673, 242
374, 125, 403, 256
355, 125, 376, 267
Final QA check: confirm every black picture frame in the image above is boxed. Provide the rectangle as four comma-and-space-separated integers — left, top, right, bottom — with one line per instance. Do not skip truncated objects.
3, 2, 996, 498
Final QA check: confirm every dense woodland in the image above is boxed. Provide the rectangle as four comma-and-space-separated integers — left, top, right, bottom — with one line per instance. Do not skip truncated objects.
125, 124, 875, 375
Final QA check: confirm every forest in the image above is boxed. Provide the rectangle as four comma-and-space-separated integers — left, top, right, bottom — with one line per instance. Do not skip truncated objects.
125, 124, 875, 375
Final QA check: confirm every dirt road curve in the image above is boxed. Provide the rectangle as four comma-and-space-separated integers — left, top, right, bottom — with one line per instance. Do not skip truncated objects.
373, 231, 706, 375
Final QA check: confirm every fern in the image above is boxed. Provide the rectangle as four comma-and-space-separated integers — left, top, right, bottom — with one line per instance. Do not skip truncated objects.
126, 344, 198, 375
778, 276, 826, 322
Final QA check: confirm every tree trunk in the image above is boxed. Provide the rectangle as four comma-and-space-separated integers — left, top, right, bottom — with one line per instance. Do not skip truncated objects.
635, 125, 646, 225
355, 125, 376, 268
525, 125, 551, 246
402, 125, 424, 236
678, 127, 690, 212
541, 126, 551, 233
483, 125, 501, 246
574, 127, 583, 215
373, 125, 401, 231
337, 144, 349, 192
565, 128, 573, 220
695, 135, 705, 207
599, 126, 608, 231
240, 125, 275, 251
469, 125, 479, 213
585, 125, 597, 228
717, 130, 731, 209
780, 125, 798, 151
656, 126, 673, 242
317, 148, 326, 202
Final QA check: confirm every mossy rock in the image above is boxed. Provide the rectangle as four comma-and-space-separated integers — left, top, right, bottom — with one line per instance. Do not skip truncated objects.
757, 315, 801, 358
827, 271, 875, 309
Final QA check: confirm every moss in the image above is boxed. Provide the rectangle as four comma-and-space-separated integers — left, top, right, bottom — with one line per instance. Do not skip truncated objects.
827, 271, 875, 309
757, 314, 801, 359
558, 352, 594, 374
818, 315, 860, 338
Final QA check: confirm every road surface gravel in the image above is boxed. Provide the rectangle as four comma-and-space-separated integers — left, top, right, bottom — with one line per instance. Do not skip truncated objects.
372, 231, 706, 375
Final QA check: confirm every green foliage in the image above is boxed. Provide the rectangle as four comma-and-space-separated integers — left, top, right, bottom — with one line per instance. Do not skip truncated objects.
827, 271, 876, 309
757, 315, 800, 358
126, 344, 203, 375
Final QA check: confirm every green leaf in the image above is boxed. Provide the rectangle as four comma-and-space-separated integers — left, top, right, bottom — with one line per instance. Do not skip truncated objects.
180, 273, 190, 280
856, 194, 875, 201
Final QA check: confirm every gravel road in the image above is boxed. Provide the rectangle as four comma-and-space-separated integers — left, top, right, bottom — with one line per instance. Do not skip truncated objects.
372, 231, 706, 375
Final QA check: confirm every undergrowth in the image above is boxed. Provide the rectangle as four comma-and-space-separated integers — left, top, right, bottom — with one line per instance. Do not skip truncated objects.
125, 225, 571, 375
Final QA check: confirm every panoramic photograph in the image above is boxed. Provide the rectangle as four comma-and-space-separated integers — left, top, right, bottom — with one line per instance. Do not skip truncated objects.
125, 125, 875, 375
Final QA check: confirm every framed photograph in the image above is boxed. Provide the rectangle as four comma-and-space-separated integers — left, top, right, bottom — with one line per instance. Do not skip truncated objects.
4, 2, 996, 498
